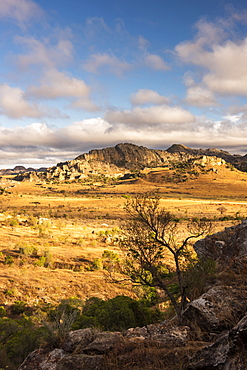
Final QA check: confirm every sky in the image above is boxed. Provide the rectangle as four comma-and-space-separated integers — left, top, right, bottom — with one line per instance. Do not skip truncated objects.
1, 0, 247, 168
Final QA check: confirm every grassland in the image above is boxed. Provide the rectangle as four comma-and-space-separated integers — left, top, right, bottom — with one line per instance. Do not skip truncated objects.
0, 162, 247, 307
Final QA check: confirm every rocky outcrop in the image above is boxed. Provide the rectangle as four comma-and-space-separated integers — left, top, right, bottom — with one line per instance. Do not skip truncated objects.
166, 143, 247, 171
14, 142, 242, 183
194, 219, 247, 262
18, 325, 190, 370
0, 165, 46, 176
188, 314, 247, 369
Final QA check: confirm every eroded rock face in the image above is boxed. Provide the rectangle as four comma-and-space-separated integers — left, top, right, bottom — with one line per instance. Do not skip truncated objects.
56, 354, 104, 370
188, 313, 247, 369
18, 324, 190, 369
183, 285, 247, 332
124, 324, 189, 347
19, 348, 66, 370
62, 328, 96, 352
194, 219, 247, 261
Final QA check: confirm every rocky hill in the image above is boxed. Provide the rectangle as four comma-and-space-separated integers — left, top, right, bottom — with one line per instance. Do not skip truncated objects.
19, 219, 247, 369
0, 165, 46, 176
13, 142, 247, 182
167, 144, 247, 171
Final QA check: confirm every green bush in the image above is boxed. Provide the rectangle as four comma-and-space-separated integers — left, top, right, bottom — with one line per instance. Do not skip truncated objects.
0, 317, 43, 367
10, 301, 27, 315
4, 256, 14, 266
184, 258, 216, 300
0, 306, 6, 318
73, 295, 163, 332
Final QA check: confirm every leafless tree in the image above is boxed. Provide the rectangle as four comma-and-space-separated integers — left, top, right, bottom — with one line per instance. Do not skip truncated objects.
120, 192, 212, 322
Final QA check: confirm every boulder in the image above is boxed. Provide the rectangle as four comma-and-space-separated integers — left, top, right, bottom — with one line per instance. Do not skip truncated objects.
19, 348, 66, 370
82, 332, 123, 354
194, 219, 247, 261
62, 328, 95, 352
124, 323, 189, 347
188, 313, 247, 369
188, 332, 229, 369
183, 285, 247, 332
56, 354, 104, 370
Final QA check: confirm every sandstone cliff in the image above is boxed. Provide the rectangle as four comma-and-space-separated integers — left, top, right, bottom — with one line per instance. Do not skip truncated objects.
14, 142, 243, 183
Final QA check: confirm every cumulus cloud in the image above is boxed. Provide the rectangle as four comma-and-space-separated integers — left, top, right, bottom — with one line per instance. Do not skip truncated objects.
27, 69, 99, 111
0, 0, 43, 25
2, 114, 247, 167
83, 53, 132, 75
202, 39, 247, 95
0, 84, 45, 118
176, 18, 247, 96
105, 105, 195, 126
143, 54, 169, 71
185, 85, 217, 107
15, 36, 74, 69
131, 89, 170, 106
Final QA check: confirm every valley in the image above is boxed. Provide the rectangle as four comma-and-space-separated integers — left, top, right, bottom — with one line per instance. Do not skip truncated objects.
0, 157, 247, 307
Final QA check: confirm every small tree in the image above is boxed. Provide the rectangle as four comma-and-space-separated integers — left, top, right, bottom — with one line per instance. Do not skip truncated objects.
120, 192, 211, 322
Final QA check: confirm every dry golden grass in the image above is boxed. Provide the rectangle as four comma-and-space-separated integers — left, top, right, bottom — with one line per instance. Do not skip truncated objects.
0, 163, 246, 306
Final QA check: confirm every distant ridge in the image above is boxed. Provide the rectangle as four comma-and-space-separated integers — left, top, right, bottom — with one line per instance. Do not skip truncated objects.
13, 142, 247, 182
0, 166, 46, 176
166, 144, 246, 170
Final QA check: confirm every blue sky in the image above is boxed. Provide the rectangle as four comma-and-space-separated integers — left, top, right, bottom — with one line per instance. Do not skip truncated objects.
1, 0, 247, 168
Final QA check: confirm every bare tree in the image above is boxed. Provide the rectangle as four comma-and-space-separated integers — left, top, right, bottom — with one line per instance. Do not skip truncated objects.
120, 192, 211, 322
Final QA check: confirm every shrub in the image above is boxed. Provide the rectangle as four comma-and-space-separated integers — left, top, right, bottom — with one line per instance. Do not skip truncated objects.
10, 301, 27, 315
4, 256, 14, 266
0, 306, 6, 318
184, 258, 216, 300
92, 258, 103, 270
74, 295, 163, 332
0, 317, 43, 367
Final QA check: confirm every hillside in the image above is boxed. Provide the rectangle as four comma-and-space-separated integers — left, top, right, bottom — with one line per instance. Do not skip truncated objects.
12, 142, 247, 183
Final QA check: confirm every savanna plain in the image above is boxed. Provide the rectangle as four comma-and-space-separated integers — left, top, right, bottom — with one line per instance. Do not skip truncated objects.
0, 163, 246, 306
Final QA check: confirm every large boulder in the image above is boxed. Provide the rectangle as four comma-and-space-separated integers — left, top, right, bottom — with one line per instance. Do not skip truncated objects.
183, 285, 247, 332
188, 313, 247, 369
19, 348, 66, 370
62, 328, 95, 352
194, 219, 247, 261
124, 323, 189, 347
56, 354, 104, 370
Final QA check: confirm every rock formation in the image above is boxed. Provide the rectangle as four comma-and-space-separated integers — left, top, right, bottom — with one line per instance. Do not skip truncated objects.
13, 142, 245, 183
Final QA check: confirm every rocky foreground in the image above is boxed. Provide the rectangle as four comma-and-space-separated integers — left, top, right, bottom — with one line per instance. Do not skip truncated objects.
19, 220, 247, 369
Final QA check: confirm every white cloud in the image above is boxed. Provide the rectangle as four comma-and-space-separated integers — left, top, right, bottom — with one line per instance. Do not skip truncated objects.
0, 123, 55, 147
131, 89, 170, 106
176, 18, 247, 96
27, 69, 99, 111
185, 85, 217, 107
1, 114, 247, 167
0, 0, 43, 25
202, 39, 247, 95
15, 36, 74, 69
83, 53, 132, 75
105, 105, 195, 126
144, 54, 169, 71
0, 84, 44, 118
